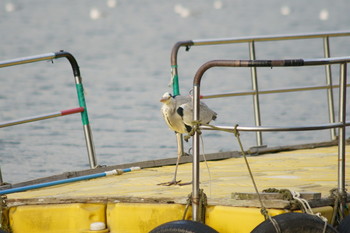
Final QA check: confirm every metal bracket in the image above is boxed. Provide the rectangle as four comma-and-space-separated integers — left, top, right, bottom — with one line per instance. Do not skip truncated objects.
248, 145, 268, 156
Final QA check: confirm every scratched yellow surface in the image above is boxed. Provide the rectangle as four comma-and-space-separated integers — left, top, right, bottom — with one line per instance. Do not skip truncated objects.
5, 145, 350, 233
7, 145, 349, 202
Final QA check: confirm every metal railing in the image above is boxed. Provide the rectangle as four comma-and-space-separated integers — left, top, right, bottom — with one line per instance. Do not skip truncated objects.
190, 57, 349, 222
0, 51, 97, 169
170, 31, 350, 151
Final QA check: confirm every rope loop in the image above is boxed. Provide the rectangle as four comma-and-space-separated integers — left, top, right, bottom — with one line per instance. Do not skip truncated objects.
260, 207, 282, 233
329, 188, 348, 225
233, 124, 240, 137
315, 213, 328, 233
260, 207, 269, 220
191, 120, 202, 133
183, 190, 207, 223
291, 190, 328, 233
184, 120, 202, 141
291, 191, 314, 214
182, 193, 192, 220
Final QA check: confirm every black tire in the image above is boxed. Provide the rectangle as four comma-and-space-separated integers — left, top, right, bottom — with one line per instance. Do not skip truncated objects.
149, 220, 218, 233
251, 212, 338, 233
338, 214, 350, 233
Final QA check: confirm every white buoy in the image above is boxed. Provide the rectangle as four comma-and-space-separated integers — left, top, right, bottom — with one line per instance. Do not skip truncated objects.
5, 2, 16, 12
280, 6, 290, 16
319, 9, 329, 21
90, 8, 102, 20
213, 0, 223, 9
174, 4, 191, 18
107, 0, 117, 8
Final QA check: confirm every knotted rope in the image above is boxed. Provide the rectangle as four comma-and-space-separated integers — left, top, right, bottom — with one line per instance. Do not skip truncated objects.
193, 123, 332, 232
292, 190, 328, 233
183, 189, 207, 223
263, 188, 329, 232
184, 120, 202, 142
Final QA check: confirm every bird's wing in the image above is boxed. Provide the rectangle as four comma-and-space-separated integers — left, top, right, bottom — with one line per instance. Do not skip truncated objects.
174, 95, 192, 106
177, 103, 193, 127
178, 101, 217, 126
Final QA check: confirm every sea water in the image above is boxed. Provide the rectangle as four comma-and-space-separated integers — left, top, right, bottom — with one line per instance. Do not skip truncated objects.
0, 0, 349, 183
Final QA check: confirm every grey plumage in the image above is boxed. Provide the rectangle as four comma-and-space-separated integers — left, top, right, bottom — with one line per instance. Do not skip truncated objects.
160, 92, 217, 134
177, 99, 217, 133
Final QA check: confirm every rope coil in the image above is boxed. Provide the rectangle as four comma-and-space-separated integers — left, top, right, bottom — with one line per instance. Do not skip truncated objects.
183, 189, 207, 223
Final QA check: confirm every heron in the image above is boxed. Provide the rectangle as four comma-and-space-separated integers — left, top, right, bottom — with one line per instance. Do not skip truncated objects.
159, 92, 217, 185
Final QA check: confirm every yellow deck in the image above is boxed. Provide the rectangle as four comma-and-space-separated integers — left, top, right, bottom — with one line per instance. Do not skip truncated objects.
4, 145, 350, 233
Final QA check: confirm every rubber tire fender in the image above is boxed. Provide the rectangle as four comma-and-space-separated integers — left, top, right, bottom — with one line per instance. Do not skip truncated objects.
149, 220, 219, 233
251, 212, 338, 233
338, 214, 350, 233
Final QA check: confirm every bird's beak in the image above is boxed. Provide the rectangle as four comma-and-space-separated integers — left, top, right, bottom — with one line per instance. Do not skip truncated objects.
160, 97, 168, 103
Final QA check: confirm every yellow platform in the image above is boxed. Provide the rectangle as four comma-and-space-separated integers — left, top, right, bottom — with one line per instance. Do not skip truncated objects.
3, 145, 350, 233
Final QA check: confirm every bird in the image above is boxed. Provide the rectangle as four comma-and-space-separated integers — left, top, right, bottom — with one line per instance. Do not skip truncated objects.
160, 92, 217, 134
159, 92, 217, 185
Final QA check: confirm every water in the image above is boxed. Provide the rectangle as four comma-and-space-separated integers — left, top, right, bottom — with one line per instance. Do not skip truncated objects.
0, 0, 350, 184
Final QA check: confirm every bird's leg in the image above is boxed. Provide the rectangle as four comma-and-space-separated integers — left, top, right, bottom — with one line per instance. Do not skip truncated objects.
157, 151, 182, 186
176, 145, 193, 186
171, 148, 182, 184
158, 133, 192, 186
157, 133, 183, 186
176, 132, 185, 157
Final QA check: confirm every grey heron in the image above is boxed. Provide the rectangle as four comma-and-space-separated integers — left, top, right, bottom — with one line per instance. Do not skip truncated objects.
159, 92, 217, 185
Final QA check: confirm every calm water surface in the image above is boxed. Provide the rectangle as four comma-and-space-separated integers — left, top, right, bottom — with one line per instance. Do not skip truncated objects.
0, 0, 350, 183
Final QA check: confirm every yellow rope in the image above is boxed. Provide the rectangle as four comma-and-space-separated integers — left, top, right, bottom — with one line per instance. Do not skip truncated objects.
231, 125, 281, 232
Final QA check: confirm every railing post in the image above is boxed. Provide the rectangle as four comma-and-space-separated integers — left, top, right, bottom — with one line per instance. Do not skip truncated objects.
249, 41, 263, 146
192, 84, 201, 222
74, 75, 97, 168
323, 36, 337, 140
338, 63, 347, 215
56, 51, 98, 169
0, 51, 98, 169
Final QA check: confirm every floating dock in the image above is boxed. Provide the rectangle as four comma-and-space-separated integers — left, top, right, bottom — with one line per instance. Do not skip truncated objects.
2, 143, 349, 232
